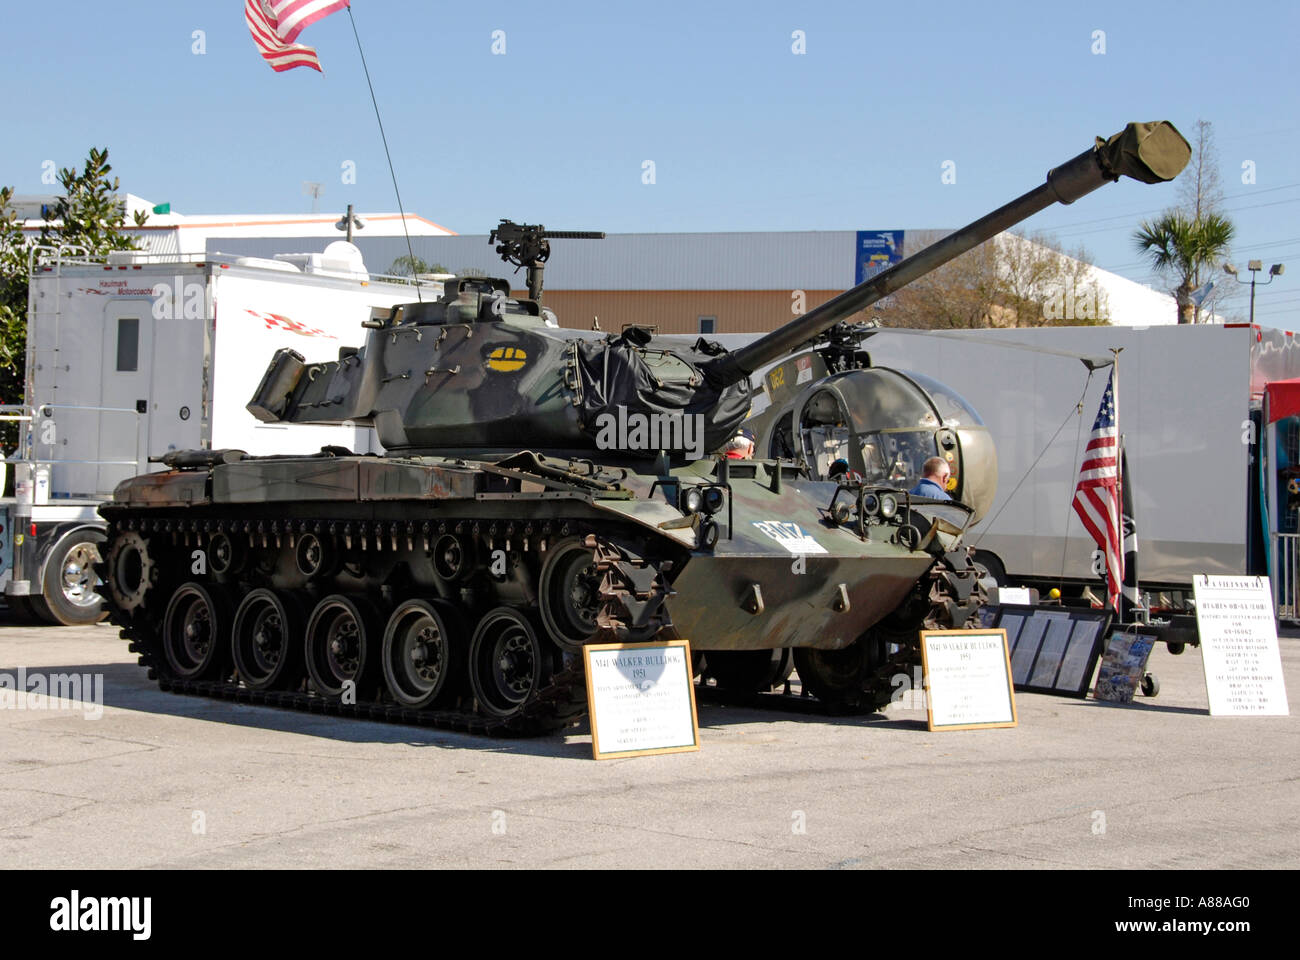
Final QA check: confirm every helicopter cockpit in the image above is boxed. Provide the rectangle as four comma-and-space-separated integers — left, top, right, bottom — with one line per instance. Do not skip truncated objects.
770, 366, 998, 522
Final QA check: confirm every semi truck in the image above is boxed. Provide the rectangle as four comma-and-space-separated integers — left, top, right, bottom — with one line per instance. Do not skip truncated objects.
1, 242, 442, 624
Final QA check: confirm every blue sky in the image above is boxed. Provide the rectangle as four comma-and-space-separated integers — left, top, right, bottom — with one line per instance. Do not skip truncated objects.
3, 0, 1297, 325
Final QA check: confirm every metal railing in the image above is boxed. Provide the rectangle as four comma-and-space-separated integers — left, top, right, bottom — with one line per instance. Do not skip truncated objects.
1272, 532, 1300, 620
2, 402, 147, 501
31, 246, 446, 290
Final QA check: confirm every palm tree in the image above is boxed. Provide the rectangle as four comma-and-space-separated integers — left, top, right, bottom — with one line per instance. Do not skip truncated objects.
1133, 211, 1235, 323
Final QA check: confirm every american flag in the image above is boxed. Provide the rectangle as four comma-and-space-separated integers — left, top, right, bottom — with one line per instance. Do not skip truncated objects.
1073, 370, 1123, 611
245, 0, 350, 73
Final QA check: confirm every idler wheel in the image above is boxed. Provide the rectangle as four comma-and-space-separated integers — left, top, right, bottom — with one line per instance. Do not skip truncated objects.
469, 607, 561, 719
295, 533, 335, 579
793, 631, 892, 712
162, 582, 232, 680
538, 538, 602, 652
232, 588, 305, 690
306, 594, 380, 699
382, 599, 464, 709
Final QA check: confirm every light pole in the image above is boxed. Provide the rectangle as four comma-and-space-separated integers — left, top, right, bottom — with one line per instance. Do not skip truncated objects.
1224, 260, 1285, 325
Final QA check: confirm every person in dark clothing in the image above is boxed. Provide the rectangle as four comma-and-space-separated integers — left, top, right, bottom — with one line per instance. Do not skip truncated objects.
908, 456, 952, 500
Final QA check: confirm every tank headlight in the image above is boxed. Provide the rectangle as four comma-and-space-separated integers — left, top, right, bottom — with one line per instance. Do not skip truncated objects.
702, 487, 725, 514
861, 493, 880, 516
879, 493, 898, 519
831, 500, 853, 525
680, 486, 704, 515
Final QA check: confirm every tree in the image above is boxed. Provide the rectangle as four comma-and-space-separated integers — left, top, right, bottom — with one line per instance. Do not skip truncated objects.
1132, 211, 1235, 324
1178, 119, 1224, 225
1133, 119, 1234, 324
0, 147, 145, 449
876, 230, 1110, 329
386, 254, 448, 277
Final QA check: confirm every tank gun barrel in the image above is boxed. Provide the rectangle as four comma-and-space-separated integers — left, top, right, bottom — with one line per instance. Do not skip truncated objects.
704, 121, 1190, 388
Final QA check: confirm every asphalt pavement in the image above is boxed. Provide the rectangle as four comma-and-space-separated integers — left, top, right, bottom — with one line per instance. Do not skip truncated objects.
1, 613, 1296, 869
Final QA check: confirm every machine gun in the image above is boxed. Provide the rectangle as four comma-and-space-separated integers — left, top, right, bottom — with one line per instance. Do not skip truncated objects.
490, 219, 605, 303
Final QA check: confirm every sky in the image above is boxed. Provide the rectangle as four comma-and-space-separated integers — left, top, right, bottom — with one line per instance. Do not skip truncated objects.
2, 0, 1297, 327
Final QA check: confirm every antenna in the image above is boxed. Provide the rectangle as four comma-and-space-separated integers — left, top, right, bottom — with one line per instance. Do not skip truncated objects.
301, 181, 323, 214
346, 5, 422, 301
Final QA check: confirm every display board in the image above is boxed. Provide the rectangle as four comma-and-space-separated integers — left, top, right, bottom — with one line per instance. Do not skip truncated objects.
1093, 631, 1157, 704
1193, 575, 1290, 716
583, 639, 701, 759
919, 629, 1018, 731
991, 605, 1111, 697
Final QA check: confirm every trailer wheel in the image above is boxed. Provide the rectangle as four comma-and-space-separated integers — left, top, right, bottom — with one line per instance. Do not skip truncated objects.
40, 529, 107, 626
1141, 673, 1160, 697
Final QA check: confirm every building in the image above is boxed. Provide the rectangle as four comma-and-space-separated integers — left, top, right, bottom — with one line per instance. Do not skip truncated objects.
15, 195, 1176, 332
212, 226, 1181, 334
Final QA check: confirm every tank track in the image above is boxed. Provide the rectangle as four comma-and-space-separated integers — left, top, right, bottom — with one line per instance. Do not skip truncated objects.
95, 511, 668, 738
128, 620, 588, 737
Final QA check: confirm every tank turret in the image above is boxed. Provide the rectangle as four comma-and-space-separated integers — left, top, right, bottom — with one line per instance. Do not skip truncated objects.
248, 122, 1189, 462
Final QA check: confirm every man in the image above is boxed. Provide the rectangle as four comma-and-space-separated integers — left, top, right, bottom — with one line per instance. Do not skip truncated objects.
723, 428, 756, 460
828, 458, 863, 482
908, 456, 952, 500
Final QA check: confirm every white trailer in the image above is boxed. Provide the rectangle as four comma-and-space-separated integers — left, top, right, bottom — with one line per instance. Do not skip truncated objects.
1, 244, 440, 624
834, 323, 1300, 607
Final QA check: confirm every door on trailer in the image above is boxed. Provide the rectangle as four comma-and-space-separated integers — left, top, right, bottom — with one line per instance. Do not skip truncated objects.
98, 304, 153, 493
99, 299, 204, 492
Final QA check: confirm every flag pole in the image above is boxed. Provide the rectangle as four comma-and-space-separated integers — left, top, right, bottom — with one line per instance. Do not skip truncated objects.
1111, 346, 1123, 616
346, 3, 422, 302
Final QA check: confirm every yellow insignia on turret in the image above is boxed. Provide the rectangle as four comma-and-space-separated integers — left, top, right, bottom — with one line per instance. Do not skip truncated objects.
486, 346, 528, 372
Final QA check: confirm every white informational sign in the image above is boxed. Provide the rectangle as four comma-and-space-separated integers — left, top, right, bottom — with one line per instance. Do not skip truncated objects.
920, 630, 1018, 731
997, 587, 1032, 605
1192, 575, 1290, 716
583, 640, 700, 760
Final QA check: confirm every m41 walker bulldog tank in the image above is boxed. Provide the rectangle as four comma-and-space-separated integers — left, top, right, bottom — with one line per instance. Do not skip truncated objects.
98, 122, 1189, 734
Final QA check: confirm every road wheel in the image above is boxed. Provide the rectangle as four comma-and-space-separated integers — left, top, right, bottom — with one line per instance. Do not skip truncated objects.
307, 594, 382, 700
162, 582, 232, 680
469, 607, 562, 720
41, 529, 107, 625
707, 649, 791, 694
794, 632, 893, 712
232, 589, 304, 690
538, 538, 602, 652
381, 599, 463, 709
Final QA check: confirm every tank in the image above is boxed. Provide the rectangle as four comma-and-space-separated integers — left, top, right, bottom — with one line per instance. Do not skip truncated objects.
97, 122, 1189, 733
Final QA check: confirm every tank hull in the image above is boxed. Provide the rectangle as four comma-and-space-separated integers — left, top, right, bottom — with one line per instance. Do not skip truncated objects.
98, 451, 962, 732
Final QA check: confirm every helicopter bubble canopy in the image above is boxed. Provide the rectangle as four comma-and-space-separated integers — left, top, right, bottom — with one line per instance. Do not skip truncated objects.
790, 368, 997, 522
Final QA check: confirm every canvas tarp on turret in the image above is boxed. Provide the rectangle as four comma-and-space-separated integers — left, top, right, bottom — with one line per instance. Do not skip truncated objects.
573, 328, 753, 457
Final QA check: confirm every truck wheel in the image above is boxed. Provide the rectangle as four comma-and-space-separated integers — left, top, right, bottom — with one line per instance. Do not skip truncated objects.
5, 595, 44, 623
40, 529, 107, 626
972, 550, 1008, 587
